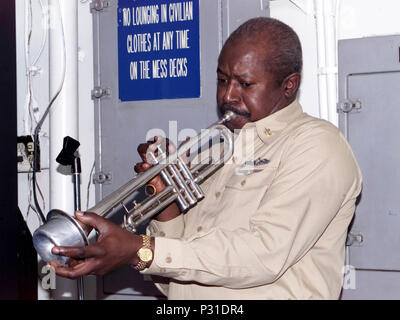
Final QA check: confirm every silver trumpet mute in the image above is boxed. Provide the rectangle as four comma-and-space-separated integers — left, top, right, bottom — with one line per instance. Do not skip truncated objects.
33, 112, 236, 263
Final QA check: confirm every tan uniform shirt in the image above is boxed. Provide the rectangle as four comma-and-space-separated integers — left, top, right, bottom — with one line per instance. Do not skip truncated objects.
142, 100, 362, 300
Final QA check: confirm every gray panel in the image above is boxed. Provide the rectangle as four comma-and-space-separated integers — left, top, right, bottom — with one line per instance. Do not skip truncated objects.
345, 72, 400, 270
92, 0, 269, 299
341, 270, 400, 300
221, 0, 270, 41
338, 35, 400, 298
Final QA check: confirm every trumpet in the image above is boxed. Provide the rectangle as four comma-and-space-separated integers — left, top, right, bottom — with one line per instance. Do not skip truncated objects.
33, 111, 236, 264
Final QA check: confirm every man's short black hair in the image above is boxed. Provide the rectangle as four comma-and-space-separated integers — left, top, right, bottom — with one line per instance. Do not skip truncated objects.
225, 17, 303, 86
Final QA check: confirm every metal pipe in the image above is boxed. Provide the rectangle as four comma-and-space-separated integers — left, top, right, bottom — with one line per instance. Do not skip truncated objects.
72, 156, 84, 301
323, 0, 339, 126
314, 0, 329, 121
49, 0, 79, 300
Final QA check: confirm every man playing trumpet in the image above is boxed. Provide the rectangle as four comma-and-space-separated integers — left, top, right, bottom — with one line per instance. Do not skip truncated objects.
50, 17, 362, 300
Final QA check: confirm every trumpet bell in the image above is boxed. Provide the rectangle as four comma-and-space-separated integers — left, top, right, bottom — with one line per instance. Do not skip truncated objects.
33, 210, 88, 265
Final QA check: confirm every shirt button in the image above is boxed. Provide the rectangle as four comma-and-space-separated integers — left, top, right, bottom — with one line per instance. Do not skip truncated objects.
241, 180, 246, 186
159, 231, 166, 237
215, 192, 221, 198
160, 268, 166, 273
165, 257, 172, 264
197, 226, 203, 232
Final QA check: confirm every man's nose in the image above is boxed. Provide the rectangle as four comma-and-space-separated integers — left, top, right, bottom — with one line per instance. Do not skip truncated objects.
223, 81, 240, 104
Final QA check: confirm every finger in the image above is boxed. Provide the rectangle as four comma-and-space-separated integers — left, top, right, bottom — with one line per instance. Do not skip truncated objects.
184, 137, 191, 158
73, 211, 94, 234
52, 243, 105, 259
178, 137, 191, 148
177, 137, 191, 163
134, 162, 151, 173
47, 261, 61, 268
67, 258, 83, 268
137, 143, 150, 160
74, 211, 110, 233
53, 259, 98, 279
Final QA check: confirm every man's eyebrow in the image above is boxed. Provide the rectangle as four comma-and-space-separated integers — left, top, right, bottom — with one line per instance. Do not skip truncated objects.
235, 73, 252, 79
217, 68, 252, 79
217, 67, 226, 74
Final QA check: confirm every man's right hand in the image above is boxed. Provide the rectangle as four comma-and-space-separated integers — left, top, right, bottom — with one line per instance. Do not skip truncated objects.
134, 136, 181, 222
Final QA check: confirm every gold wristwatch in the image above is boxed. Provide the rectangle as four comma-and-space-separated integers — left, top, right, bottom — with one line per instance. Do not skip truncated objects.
135, 235, 153, 271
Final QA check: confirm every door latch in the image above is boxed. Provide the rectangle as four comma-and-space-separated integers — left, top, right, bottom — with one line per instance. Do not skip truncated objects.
346, 232, 364, 246
93, 172, 112, 185
90, 0, 109, 13
337, 99, 362, 113
91, 86, 111, 100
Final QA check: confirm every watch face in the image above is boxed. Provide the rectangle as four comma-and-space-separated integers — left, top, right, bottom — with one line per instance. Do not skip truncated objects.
138, 247, 153, 262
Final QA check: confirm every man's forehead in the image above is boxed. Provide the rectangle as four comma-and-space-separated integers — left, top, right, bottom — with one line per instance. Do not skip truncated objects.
218, 43, 270, 69
220, 36, 273, 59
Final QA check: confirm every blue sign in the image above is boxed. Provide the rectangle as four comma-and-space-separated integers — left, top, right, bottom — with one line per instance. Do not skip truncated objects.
117, 0, 200, 101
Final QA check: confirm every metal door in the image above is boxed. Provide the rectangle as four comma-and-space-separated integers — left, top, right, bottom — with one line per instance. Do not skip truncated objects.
338, 35, 400, 299
91, 0, 269, 299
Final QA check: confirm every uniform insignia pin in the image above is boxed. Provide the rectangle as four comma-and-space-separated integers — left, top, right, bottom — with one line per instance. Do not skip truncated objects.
244, 158, 270, 166
265, 128, 272, 136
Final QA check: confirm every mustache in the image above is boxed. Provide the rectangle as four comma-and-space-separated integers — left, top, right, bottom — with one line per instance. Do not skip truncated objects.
221, 104, 251, 119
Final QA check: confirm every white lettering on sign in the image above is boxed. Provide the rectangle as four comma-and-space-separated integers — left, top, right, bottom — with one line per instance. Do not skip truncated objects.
161, 4, 168, 23
169, 2, 193, 22
153, 32, 161, 51
132, 5, 160, 26
139, 60, 151, 79
123, 8, 131, 26
130, 61, 138, 80
176, 29, 190, 49
162, 31, 174, 50
152, 59, 168, 79
127, 33, 152, 53
169, 57, 188, 77
120, 1, 196, 81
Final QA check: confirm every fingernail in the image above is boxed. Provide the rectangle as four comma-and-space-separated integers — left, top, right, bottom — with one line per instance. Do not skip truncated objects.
52, 247, 59, 254
76, 211, 84, 217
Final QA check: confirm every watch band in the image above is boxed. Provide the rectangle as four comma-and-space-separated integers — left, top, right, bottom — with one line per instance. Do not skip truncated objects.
135, 260, 148, 271
134, 235, 152, 271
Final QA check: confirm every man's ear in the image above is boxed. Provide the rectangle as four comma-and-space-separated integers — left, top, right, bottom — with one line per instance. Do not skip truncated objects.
282, 73, 301, 99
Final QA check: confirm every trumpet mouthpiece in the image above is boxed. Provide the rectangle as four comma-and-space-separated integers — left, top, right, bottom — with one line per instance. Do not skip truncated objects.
220, 110, 237, 124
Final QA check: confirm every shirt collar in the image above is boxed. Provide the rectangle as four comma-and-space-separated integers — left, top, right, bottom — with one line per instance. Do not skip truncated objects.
239, 99, 303, 144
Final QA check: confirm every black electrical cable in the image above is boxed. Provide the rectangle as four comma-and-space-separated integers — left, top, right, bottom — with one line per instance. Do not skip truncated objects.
32, 132, 46, 224
32, 83, 64, 224
32, 80, 65, 224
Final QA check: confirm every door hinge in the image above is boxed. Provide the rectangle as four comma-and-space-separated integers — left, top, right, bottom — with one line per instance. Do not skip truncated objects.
91, 86, 111, 100
90, 0, 109, 13
337, 99, 362, 113
93, 172, 112, 185
346, 232, 364, 247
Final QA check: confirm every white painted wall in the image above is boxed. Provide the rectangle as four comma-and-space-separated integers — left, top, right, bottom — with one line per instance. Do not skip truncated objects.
16, 0, 95, 300
270, 0, 400, 124
15, 0, 400, 299
270, 0, 320, 118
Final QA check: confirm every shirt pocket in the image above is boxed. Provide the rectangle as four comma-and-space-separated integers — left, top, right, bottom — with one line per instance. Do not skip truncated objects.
225, 164, 278, 191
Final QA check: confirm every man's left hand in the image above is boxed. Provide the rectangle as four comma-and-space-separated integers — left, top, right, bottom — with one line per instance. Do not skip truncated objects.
49, 211, 142, 279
